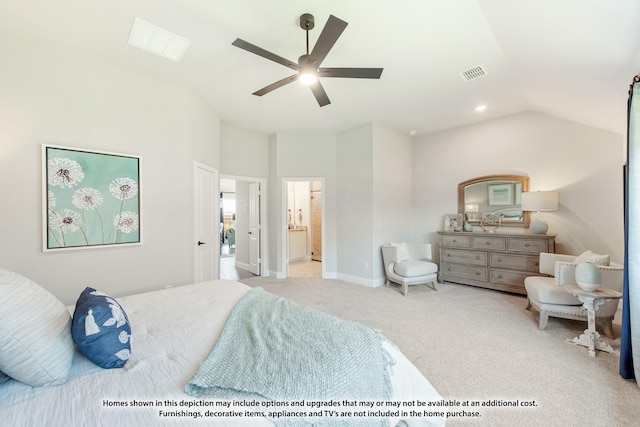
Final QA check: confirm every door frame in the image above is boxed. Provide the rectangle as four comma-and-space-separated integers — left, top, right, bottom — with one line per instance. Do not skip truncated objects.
281, 177, 325, 278
220, 174, 269, 277
193, 161, 219, 282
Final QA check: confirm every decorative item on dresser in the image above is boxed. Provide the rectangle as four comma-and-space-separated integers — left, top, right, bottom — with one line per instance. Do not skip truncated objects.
520, 190, 559, 234
438, 231, 556, 295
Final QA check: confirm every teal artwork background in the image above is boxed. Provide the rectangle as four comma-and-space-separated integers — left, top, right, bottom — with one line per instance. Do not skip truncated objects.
46, 146, 140, 249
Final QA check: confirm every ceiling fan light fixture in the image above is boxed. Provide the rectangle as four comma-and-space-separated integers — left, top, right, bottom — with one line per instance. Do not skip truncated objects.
299, 69, 318, 85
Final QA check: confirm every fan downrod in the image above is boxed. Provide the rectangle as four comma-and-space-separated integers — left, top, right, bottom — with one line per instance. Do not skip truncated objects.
299, 13, 315, 31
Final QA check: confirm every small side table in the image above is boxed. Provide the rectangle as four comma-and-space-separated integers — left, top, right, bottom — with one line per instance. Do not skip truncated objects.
563, 285, 623, 357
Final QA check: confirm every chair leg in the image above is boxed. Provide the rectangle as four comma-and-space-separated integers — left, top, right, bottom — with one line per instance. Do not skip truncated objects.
538, 312, 549, 331
385, 279, 390, 287
431, 280, 438, 291
525, 299, 532, 310
602, 319, 615, 339
402, 283, 408, 297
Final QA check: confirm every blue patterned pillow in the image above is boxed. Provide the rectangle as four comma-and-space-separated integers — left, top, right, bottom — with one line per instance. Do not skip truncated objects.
71, 287, 131, 369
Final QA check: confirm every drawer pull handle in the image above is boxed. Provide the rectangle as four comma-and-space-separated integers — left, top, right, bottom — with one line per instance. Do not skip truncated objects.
525, 243, 530, 247
498, 274, 503, 279
447, 253, 451, 257
485, 242, 490, 245
453, 239, 457, 243
476, 272, 481, 276
534, 262, 539, 266
497, 258, 502, 262
475, 256, 481, 260
447, 267, 452, 272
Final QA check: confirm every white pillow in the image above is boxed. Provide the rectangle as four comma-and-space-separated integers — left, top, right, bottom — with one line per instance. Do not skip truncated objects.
0, 269, 74, 386
391, 243, 411, 262
573, 250, 610, 266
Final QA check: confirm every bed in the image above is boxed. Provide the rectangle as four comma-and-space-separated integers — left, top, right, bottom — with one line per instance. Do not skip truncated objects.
0, 273, 446, 426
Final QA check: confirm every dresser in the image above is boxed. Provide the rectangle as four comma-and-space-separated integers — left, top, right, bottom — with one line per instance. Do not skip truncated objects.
437, 231, 556, 295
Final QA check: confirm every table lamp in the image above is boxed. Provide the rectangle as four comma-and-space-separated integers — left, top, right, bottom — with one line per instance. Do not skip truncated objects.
521, 190, 558, 234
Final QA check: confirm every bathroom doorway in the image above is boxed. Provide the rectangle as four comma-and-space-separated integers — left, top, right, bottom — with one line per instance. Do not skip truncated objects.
285, 179, 323, 278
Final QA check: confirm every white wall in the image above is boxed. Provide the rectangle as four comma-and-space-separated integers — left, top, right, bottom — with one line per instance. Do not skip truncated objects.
220, 124, 269, 178
372, 123, 413, 282
337, 124, 374, 282
0, 33, 220, 305
413, 111, 624, 262
268, 132, 338, 277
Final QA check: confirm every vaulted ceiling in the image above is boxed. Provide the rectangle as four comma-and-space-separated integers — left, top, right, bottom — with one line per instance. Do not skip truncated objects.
2, 0, 639, 136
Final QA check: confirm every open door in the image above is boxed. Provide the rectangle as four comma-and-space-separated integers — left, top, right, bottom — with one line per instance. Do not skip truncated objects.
249, 182, 261, 275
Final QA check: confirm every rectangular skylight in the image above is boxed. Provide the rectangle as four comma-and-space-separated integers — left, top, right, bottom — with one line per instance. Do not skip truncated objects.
128, 18, 191, 62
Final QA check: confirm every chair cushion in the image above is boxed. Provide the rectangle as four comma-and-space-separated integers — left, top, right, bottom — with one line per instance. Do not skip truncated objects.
524, 276, 582, 306
390, 243, 411, 262
394, 261, 438, 277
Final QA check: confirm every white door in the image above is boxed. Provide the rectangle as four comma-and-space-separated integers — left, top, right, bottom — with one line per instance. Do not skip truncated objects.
310, 187, 322, 261
194, 163, 219, 282
249, 182, 261, 275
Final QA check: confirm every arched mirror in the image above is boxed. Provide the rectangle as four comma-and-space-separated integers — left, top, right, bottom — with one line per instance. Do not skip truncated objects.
458, 174, 530, 227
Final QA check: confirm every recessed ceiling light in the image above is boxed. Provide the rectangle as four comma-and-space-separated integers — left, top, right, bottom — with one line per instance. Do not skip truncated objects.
128, 18, 191, 62
475, 105, 488, 112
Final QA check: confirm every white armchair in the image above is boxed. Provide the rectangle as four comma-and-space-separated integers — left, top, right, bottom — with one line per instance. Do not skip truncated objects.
524, 252, 624, 338
381, 243, 439, 296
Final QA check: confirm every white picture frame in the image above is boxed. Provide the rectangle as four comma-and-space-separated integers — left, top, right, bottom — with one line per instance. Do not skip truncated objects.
444, 213, 463, 231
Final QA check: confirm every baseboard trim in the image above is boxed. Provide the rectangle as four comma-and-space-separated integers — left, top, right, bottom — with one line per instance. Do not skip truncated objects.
336, 273, 386, 288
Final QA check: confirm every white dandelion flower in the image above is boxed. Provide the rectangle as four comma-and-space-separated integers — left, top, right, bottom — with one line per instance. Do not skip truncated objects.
72, 188, 103, 210
48, 157, 84, 188
113, 211, 139, 233
49, 208, 83, 232
48, 191, 56, 208
109, 177, 138, 200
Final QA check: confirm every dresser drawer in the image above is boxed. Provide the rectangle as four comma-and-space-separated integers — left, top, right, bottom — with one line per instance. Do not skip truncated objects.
472, 236, 506, 251
443, 263, 487, 281
489, 253, 540, 273
507, 237, 548, 254
441, 234, 471, 248
489, 269, 529, 286
442, 249, 487, 266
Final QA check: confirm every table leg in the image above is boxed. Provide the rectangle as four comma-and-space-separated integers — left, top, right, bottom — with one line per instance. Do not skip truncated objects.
566, 296, 614, 356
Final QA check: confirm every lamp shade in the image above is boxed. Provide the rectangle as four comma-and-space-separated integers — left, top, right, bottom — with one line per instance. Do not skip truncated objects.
520, 191, 558, 212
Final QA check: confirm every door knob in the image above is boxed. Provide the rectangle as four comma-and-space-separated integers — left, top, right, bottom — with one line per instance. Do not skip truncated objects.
197, 241, 206, 246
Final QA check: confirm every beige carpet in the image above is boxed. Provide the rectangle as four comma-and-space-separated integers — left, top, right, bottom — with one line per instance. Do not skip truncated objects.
240, 276, 640, 426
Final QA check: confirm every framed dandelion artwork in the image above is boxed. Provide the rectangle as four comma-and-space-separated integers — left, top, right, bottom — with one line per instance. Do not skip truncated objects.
43, 145, 141, 251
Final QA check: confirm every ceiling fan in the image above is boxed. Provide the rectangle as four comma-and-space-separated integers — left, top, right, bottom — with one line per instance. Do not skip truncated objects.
232, 13, 383, 107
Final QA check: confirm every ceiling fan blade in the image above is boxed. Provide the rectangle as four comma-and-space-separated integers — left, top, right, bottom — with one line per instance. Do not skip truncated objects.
232, 38, 299, 71
309, 15, 348, 66
319, 67, 383, 79
252, 74, 299, 96
309, 81, 331, 107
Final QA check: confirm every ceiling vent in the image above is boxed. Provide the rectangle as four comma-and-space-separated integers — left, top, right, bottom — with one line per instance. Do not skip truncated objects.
460, 65, 487, 82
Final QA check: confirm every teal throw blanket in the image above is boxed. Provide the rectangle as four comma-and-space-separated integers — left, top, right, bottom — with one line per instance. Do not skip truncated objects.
185, 287, 393, 426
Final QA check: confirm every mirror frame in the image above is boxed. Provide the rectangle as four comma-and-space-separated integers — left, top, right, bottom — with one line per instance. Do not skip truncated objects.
457, 174, 530, 227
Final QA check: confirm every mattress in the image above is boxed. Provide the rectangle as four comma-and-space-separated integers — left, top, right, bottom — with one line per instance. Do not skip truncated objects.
0, 280, 445, 426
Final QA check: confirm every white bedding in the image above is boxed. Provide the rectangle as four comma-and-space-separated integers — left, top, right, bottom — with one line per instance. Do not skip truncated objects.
0, 280, 445, 426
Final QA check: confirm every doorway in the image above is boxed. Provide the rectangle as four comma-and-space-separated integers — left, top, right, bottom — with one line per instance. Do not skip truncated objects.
219, 175, 267, 280
284, 179, 324, 278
